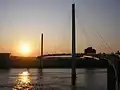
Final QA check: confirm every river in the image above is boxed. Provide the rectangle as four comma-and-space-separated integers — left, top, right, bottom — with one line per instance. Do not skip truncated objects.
0, 69, 107, 90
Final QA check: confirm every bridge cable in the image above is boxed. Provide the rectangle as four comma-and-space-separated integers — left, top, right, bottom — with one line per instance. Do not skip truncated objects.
96, 31, 113, 52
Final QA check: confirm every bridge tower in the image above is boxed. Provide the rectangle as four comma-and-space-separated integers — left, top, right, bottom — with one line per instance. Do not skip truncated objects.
71, 3, 76, 87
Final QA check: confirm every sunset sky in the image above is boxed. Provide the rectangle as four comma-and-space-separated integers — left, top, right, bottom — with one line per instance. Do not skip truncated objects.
0, 0, 120, 56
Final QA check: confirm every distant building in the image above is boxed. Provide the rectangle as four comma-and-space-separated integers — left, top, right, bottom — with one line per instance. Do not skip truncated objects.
84, 47, 96, 54
116, 51, 120, 55
0, 53, 11, 68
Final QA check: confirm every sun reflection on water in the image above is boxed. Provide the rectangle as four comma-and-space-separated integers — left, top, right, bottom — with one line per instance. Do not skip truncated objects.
13, 71, 33, 90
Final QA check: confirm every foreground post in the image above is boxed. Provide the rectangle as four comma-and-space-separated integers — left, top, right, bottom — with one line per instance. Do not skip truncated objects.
39, 33, 43, 78
72, 3, 76, 87
107, 64, 116, 90
40, 33, 43, 68
39, 33, 43, 88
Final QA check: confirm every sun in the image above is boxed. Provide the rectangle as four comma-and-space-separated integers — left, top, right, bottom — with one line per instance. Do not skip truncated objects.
21, 44, 29, 53
19, 42, 31, 56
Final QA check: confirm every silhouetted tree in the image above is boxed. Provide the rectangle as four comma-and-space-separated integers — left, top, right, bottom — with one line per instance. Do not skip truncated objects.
84, 47, 96, 54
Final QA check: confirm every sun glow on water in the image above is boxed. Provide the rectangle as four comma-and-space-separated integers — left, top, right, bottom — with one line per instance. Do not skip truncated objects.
19, 71, 30, 83
13, 71, 32, 90
20, 71, 30, 76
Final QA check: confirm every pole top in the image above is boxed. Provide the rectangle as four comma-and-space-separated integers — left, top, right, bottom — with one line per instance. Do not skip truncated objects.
72, 0, 75, 4
72, 3, 75, 7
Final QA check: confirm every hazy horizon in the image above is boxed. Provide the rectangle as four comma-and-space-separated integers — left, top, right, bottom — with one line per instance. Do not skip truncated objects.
0, 0, 120, 56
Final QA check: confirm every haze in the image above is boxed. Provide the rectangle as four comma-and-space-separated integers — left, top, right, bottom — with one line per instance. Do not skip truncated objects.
0, 0, 120, 56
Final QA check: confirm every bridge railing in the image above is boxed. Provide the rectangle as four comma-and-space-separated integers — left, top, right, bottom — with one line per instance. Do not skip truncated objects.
37, 56, 118, 90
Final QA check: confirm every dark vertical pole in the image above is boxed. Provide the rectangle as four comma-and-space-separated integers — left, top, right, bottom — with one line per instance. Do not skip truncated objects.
72, 3, 76, 87
116, 55, 119, 90
39, 33, 43, 74
107, 64, 116, 90
41, 33, 43, 56
39, 33, 43, 88
40, 33, 43, 69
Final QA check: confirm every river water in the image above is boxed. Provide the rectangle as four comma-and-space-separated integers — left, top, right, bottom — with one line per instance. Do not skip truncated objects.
0, 69, 107, 90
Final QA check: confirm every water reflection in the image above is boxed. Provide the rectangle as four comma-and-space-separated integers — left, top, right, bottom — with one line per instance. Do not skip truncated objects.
13, 71, 33, 90
5, 69, 106, 90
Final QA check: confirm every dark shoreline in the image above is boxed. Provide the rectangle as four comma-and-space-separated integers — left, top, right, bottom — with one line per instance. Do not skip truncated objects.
0, 58, 108, 69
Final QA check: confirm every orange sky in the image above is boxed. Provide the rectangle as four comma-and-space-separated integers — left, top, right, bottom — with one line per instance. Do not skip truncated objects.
0, 0, 120, 57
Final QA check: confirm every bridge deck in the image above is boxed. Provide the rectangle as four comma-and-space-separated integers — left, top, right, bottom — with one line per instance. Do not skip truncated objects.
11, 58, 109, 68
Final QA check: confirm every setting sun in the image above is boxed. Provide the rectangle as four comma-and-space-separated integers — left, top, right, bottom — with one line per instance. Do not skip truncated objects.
21, 44, 30, 53
18, 42, 32, 56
